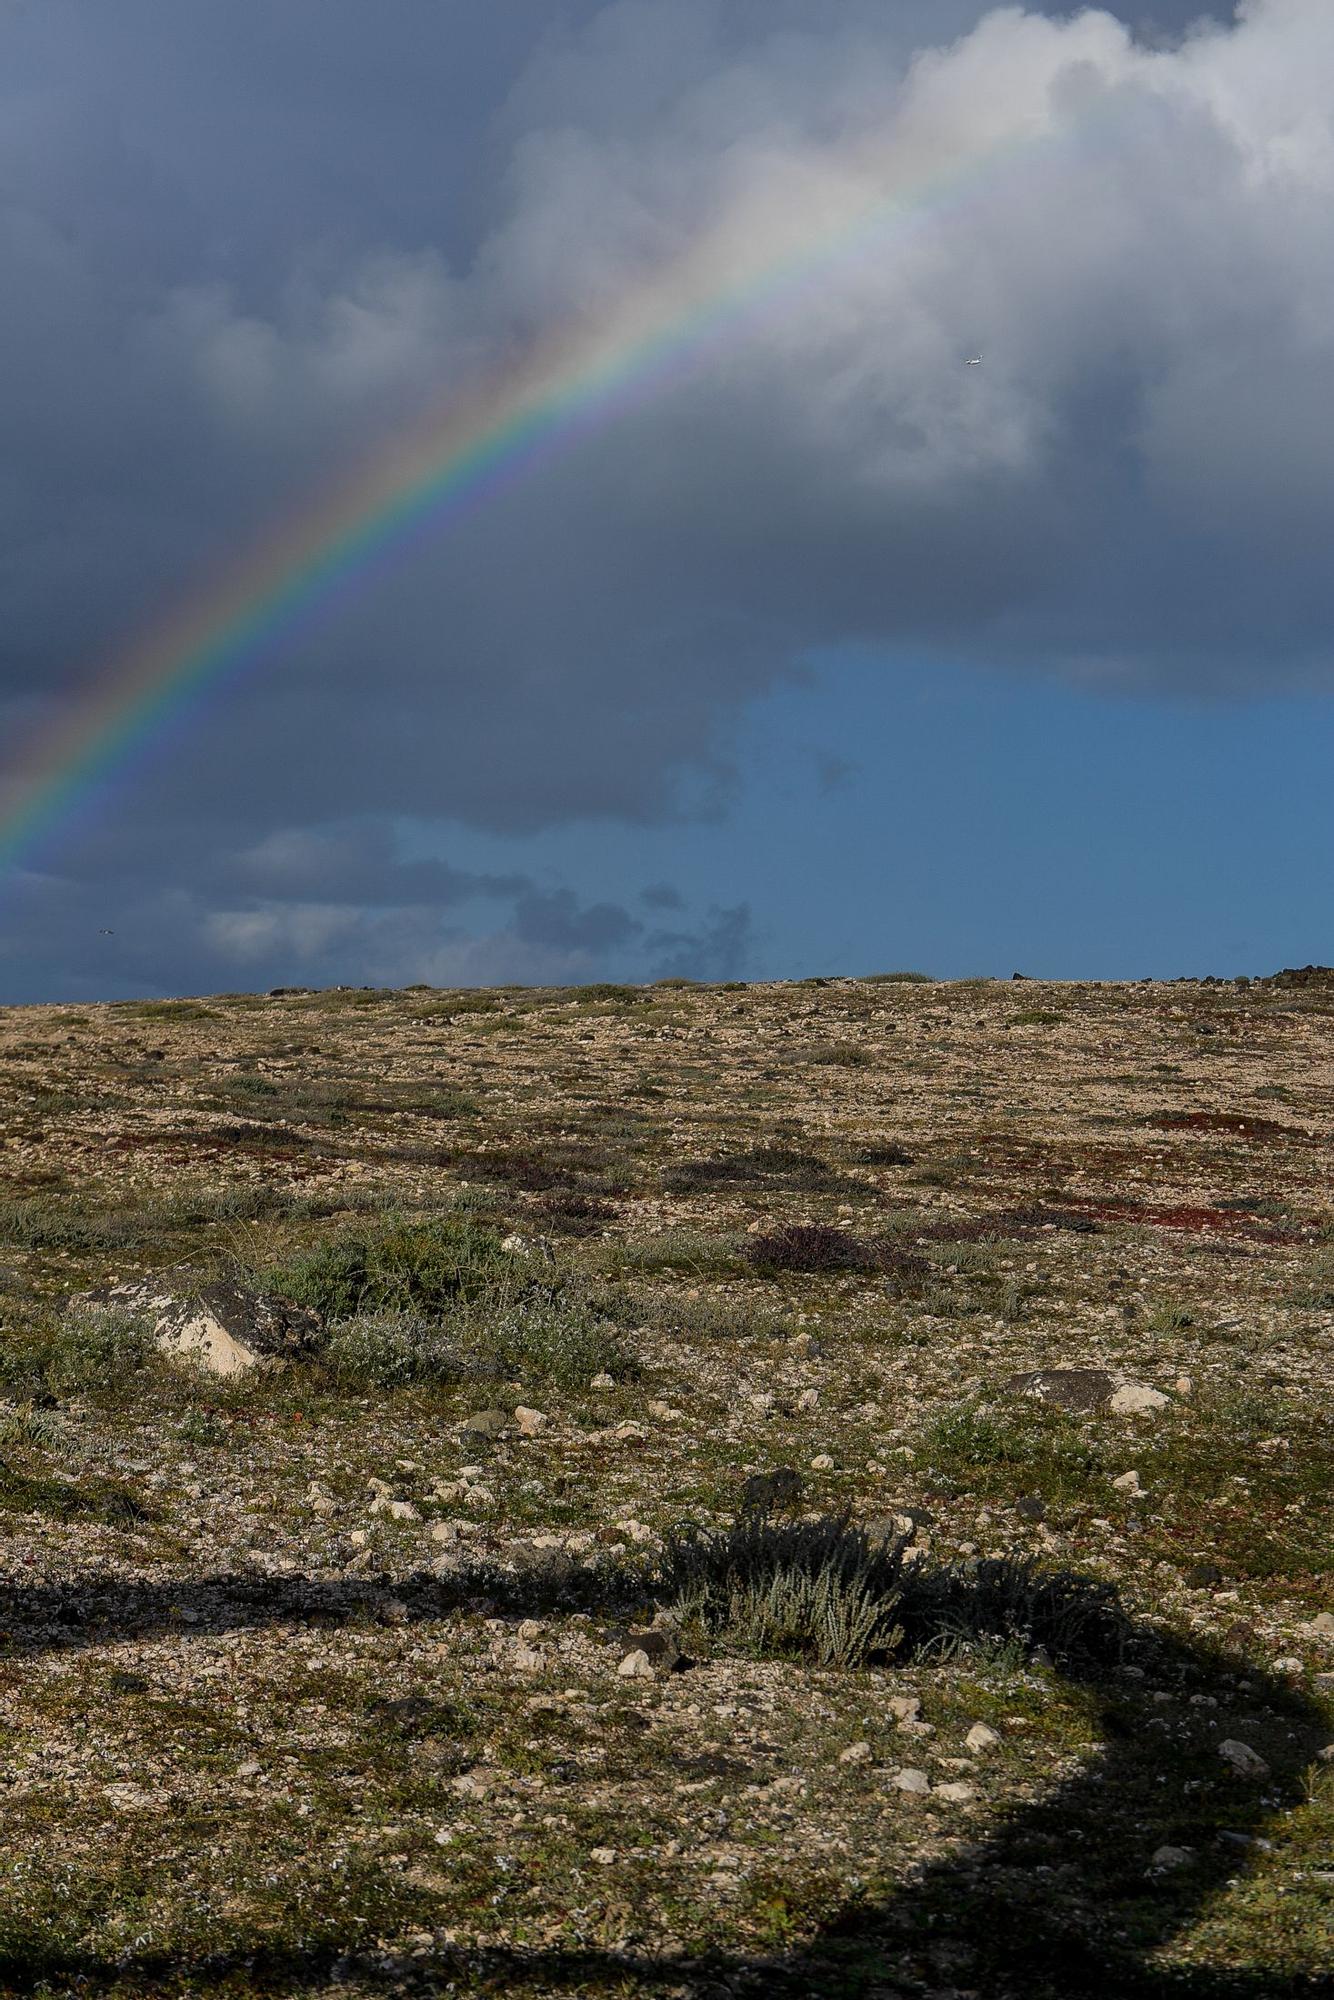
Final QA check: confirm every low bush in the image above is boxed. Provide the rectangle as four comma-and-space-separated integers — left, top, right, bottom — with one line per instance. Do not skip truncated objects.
469, 1283, 632, 1391
920, 1399, 1100, 1505
744, 1224, 873, 1274
628, 1288, 791, 1344
265, 1215, 508, 1320
660, 1511, 908, 1669
603, 1230, 745, 1277
320, 1312, 471, 1391
658, 1509, 1125, 1671
900, 1555, 1125, 1665
0, 1304, 159, 1400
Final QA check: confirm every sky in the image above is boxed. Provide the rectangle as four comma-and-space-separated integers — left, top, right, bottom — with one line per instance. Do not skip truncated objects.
2, 0, 1331, 1000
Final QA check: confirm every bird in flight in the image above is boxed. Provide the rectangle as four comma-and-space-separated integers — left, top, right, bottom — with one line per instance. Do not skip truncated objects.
965, 355, 982, 366
98, 928, 114, 936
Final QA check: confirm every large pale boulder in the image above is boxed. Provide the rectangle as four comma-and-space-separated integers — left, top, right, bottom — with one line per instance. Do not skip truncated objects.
73, 1274, 322, 1377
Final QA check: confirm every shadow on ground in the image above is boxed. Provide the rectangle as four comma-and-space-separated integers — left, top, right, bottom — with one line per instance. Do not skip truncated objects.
0, 1564, 1328, 1998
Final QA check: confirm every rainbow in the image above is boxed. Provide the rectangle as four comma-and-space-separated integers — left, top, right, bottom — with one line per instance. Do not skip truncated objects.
0, 106, 1068, 880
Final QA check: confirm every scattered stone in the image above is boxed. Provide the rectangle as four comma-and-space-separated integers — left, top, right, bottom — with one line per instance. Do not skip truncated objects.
517, 1619, 544, 1643
620, 1628, 682, 1670
1002, 1368, 1116, 1413
740, 1467, 803, 1513
514, 1406, 547, 1437
1301, 1612, 1334, 1639
71, 1274, 322, 1378
809, 1453, 835, 1472
891, 1767, 931, 1795
838, 1741, 873, 1766
796, 1387, 820, 1411
864, 1512, 920, 1547
1149, 1845, 1196, 1874
1184, 1562, 1224, 1588
934, 1780, 975, 1803
590, 1372, 616, 1391
1015, 1494, 1046, 1521
1272, 1656, 1304, 1676
449, 1768, 492, 1800
1112, 1470, 1145, 1497
590, 1848, 617, 1866
1218, 1739, 1270, 1779
886, 1695, 922, 1725
512, 1643, 546, 1673
460, 1409, 512, 1439
1108, 1382, 1169, 1416
965, 1722, 1001, 1754
501, 1233, 555, 1261
617, 1648, 654, 1679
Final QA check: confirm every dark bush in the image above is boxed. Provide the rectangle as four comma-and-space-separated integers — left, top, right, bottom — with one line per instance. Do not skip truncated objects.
745, 1224, 873, 1274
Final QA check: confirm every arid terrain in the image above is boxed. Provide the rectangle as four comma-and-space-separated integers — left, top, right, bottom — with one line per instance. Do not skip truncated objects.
0, 970, 1330, 1998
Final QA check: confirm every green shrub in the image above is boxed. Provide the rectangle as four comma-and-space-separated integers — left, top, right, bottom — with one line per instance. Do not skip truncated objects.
658, 1509, 1125, 1671
603, 1229, 745, 1277
901, 1556, 1124, 1665
659, 1512, 907, 1669
265, 1216, 507, 1320
0, 1305, 159, 1400
920, 1399, 1100, 1505
320, 1312, 466, 1390
469, 1284, 632, 1390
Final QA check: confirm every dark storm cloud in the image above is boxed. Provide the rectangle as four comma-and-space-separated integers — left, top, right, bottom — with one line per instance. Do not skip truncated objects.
1, 0, 1320, 998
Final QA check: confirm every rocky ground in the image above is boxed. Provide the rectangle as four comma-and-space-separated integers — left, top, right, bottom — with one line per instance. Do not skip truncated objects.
0, 969, 1330, 1998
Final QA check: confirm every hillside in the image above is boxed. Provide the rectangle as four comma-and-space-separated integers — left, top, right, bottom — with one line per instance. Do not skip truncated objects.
0, 972, 1330, 1996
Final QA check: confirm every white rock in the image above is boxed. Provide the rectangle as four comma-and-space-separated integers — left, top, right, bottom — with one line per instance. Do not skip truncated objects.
450, 1769, 492, 1799
71, 1275, 319, 1377
838, 1741, 873, 1766
797, 1388, 820, 1411
1218, 1739, 1270, 1779
514, 1406, 547, 1436
809, 1453, 835, 1471
512, 1643, 547, 1673
934, 1780, 975, 1803
387, 1500, 420, 1523
517, 1619, 545, 1642
965, 1722, 1002, 1753
1109, 1383, 1169, 1416
429, 1519, 459, 1545
886, 1695, 922, 1724
892, 1767, 931, 1795
617, 1648, 654, 1679
590, 1372, 616, 1390
1301, 1612, 1334, 1639
1112, 1471, 1145, 1496
1272, 1656, 1304, 1676
590, 1847, 617, 1865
